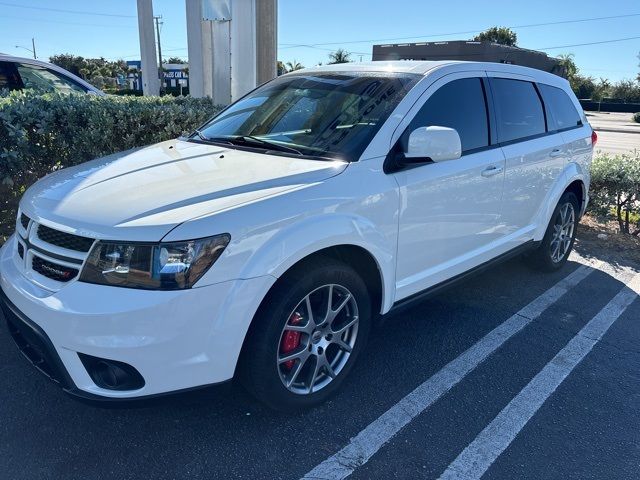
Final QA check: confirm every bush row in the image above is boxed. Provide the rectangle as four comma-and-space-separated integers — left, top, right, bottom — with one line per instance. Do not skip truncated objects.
589, 151, 640, 235
0, 90, 221, 241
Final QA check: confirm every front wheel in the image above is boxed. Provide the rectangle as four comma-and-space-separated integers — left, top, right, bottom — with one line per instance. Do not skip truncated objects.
526, 191, 579, 272
239, 257, 371, 411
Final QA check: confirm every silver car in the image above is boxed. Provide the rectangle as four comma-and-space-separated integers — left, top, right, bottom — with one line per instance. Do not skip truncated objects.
0, 54, 104, 95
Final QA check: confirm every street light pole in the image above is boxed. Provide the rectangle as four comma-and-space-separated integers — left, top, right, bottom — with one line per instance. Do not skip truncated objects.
154, 15, 164, 90
15, 38, 37, 59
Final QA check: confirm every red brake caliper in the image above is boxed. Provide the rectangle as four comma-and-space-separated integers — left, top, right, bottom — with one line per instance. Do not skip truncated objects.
280, 312, 303, 370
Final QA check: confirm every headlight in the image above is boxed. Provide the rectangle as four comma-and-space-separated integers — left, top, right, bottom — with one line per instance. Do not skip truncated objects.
79, 234, 230, 290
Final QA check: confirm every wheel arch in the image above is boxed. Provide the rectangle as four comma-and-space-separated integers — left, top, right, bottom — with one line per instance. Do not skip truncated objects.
234, 243, 387, 380
564, 179, 586, 218
533, 167, 587, 241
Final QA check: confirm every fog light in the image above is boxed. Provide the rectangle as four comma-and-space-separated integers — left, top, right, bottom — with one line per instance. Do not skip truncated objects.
78, 353, 145, 391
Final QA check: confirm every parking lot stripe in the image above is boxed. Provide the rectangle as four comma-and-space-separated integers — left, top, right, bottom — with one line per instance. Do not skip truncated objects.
301, 264, 596, 480
438, 272, 640, 480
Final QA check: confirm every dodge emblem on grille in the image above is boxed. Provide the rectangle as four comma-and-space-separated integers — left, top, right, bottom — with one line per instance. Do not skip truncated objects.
40, 264, 72, 279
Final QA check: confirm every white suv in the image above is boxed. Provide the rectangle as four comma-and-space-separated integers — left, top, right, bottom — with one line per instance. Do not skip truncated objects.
0, 61, 593, 410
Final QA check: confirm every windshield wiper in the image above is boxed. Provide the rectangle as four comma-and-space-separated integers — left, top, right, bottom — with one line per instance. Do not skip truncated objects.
192, 130, 234, 145
229, 135, 303, 155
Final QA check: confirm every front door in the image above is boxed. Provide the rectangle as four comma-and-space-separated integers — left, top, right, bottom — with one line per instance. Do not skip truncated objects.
393, 74, 506, 300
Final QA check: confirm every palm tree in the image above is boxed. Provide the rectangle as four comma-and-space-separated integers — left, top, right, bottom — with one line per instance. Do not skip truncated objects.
557, 53, 578, 81
285, 60, 304, 72
328, 49, 352, 64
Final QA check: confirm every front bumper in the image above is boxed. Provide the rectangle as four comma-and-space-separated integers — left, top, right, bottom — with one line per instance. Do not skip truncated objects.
0, 236, 274, 400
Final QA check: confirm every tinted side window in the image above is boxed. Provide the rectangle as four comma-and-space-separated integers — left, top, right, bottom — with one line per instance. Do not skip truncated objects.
406, 78, 489, 153
16, 64, 87, 93
538, 84, 582, 131
490, 78, 545, 143
0, 61, 22, 90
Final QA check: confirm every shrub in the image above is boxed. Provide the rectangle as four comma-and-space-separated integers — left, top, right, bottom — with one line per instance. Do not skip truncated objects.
608, 79, 640, 104
589, 152, 640, 235
0, 90, 221, 242
634, 112, 640, 123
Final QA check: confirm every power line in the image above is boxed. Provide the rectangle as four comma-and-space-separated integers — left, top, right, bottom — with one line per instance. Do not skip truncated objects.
0, 14, 136, 29
537, 35, 640, 50
279, 34, 639, 58
278, 12, 640, 48
0, 1, 136, 18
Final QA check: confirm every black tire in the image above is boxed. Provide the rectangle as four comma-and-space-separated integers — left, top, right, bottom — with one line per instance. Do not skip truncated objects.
238, 256, 372, 412
526, 191, 579, 272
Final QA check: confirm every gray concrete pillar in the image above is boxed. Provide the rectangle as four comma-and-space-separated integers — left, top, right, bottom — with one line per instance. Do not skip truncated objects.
136, 0, 160, 96
189, 0, 277, 104
256, 0, 277, 84
185, 0, 205, 97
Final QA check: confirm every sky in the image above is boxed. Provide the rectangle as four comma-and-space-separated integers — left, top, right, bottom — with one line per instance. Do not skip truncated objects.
0, 0, 638, 82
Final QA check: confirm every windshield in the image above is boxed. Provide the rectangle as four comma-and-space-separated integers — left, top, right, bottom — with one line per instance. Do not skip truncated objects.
193, 71, 420, 161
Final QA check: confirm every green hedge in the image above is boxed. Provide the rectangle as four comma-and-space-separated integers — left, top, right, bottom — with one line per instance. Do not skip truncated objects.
589, 151, 640, 235
0, 90, 221, 242
634, 112, 640, 123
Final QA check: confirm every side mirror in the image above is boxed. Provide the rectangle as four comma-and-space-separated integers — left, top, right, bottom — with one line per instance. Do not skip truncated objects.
404, 126, 462, 163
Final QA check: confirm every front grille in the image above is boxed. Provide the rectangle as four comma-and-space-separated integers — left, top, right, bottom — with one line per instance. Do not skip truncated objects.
20, 213, 30, 230
37, 224, 94, 252
32, 256, 79, 282
15, 220, 94, 286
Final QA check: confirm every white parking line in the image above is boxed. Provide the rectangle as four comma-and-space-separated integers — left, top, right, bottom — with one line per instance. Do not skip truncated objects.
439, 272, 640, 480
302, 264, 596, 480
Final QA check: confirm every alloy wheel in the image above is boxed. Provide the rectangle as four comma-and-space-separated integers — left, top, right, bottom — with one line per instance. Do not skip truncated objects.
277, 284, 359, 395
550, 202, 575, 263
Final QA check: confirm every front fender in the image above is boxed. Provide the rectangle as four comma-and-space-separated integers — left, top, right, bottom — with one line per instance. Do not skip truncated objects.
236, 213, 396, 313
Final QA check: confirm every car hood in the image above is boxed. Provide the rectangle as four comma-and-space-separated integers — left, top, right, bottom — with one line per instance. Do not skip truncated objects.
20, 139, 347, 241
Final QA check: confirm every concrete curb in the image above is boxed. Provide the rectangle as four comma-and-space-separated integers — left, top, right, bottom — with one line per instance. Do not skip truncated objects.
592, 126, 640, 134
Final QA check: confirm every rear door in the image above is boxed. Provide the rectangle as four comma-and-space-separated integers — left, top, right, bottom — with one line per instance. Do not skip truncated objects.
488, 74, 569, 240
537, 83, 592, 213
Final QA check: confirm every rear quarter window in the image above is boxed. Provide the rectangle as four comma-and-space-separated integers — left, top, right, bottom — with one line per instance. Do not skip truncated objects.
490, 78, 546, 144
538, 84, 583, 131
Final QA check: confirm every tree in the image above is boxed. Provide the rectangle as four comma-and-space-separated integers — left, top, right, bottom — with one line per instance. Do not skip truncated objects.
557, 53, 578, 82
166, 57, 186, 64
49, 54, 127, 84
609, 79, 640, 103
285, 60, 304, 72
328, 48, 352, 64
472, 27, 517, 46
593, 78, 611, 102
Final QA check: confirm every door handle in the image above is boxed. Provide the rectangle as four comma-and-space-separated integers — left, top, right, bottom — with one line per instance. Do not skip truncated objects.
549, 149, 564, 158
481, 165, 504, 178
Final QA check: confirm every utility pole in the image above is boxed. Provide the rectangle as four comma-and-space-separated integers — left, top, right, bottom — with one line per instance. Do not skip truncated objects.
154, 15, 163, 90
31, 38, 37, 59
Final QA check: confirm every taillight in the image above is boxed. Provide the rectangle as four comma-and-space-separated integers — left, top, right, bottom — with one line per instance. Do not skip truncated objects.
591, 130, 598, 146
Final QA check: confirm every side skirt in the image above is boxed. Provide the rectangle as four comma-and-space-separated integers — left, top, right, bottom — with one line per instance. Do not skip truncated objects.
384, 240, 539, 318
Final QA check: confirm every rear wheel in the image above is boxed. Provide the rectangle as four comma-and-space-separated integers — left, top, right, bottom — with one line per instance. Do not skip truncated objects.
527, 191, 579, 272
239, 257, 371, 411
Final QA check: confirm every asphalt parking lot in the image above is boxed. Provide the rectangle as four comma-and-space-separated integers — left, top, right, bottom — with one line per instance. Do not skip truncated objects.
1, 246, 639, 480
